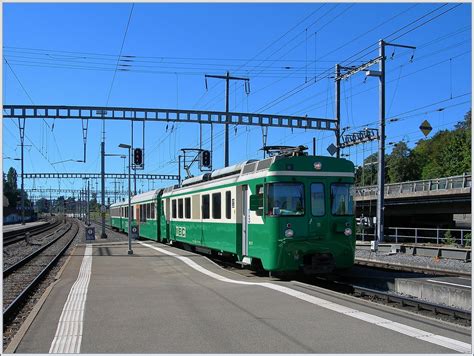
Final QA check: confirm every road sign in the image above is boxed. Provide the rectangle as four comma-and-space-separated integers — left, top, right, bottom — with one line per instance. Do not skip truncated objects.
131, 225, 139, 240
100, 205, 107, 213
419, 120, 432, 137
327, 143, 337, 156
86, 226, 95, 240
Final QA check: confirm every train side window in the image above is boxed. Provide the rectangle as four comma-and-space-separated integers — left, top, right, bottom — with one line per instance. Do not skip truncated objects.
140, 205, 145, 222
172, 200, 177, 218
151, 203, 155, 219
192, 194, 200, 219
212, 193, 221, 219
225, 191, 231, 219
147, 204, 151, 220
185, 197, 191, 219
178, 199, 184, 219
255, 185, 263, 216
202, 194, 210, 219
311, 183, 325, 216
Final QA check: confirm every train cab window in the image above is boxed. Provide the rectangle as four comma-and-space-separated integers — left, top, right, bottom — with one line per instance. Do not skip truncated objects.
151, 203, 155, 219
146, 204, 151, 220
212, 193, 221, 219
267, 182, 304, 216
172, 200, 177, 218
202, 194, 210, 219
331, 183, 354, 216
178, 199, 184, 219
185, 198, 191, 219
225, 191, 231, 219
311, 183, 325, 216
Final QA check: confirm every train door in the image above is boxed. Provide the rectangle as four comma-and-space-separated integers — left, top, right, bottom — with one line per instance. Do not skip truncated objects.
308, 180, 328, 239
165, 199, 171, 240
241, 185, 249, 256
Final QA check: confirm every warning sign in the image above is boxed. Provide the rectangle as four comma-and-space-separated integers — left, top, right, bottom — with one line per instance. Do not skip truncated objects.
419, 120, 432, 137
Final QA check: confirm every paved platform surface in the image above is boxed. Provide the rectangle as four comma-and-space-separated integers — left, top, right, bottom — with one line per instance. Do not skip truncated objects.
14, 240, 472, 354
3, 220, 48, 233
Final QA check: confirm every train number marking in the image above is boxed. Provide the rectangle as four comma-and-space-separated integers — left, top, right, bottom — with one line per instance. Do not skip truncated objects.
176, 226, 186, 238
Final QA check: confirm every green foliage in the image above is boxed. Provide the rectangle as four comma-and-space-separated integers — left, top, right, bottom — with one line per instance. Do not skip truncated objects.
386, 141, 419, 183
3, 167, 29, 208
463, 232, 471, 247
356, 110, 471, 185
443, 230, 455, 245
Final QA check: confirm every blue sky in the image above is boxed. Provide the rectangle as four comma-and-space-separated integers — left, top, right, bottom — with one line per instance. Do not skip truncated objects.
2, 2, 471, 201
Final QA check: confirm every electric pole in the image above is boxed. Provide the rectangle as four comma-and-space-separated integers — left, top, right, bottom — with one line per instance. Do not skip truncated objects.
376, 39, 386, 246
18, 118, 26, 225
205, 72, 250, 167
335, 64, 341, 158
334, 39, 415, 250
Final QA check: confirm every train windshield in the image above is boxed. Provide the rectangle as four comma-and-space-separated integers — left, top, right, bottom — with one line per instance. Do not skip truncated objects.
330, 183, 354, 215
267, 183, 304, 216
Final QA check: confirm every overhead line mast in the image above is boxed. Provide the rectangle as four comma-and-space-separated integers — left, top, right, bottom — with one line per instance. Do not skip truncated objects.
205, 72, 250, 167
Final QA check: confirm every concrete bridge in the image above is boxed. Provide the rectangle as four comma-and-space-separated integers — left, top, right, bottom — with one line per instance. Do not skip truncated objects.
354, 174, 471, 227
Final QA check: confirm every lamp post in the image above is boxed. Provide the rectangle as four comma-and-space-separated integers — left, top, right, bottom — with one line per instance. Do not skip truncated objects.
118, 143, 133, 255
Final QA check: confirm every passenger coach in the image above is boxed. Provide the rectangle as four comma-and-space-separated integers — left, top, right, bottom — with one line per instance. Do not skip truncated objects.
110, 146, 355, 273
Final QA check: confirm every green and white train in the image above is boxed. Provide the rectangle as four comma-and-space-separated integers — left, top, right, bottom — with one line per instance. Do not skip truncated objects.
110, 148, 355, 273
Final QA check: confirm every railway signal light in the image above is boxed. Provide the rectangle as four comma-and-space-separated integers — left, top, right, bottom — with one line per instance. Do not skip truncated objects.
134, 148, 143, 165
201, 150, 211, 167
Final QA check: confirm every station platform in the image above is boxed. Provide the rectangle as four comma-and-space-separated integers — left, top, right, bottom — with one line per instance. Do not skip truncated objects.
3, 220, 48, 233
9, 240, 471, 354
394, 276, 471, 311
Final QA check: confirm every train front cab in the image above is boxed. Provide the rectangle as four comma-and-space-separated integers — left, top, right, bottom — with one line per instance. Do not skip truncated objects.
246, 159, 355, 274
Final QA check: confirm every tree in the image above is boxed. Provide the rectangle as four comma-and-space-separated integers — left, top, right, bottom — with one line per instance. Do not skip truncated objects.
35, 198, 50, 213
386, 141, 419, 183
3, 167, 19, 208
355, 153, 389, 186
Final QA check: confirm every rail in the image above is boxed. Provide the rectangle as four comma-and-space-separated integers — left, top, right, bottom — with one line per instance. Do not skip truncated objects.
357, 226, 471, 246
355, 173, 471, 198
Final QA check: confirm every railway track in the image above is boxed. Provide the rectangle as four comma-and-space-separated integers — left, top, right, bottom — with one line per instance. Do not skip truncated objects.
3, 219, 79, 323
3, 218, 61, 246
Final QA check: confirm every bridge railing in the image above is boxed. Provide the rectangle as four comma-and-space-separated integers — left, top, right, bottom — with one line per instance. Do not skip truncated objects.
355, 173, 471, 197
357, 226, 471, 247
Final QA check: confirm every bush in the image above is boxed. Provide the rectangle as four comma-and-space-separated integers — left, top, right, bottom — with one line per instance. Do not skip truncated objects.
463, 232, 471, 247
443, 230, 455, 245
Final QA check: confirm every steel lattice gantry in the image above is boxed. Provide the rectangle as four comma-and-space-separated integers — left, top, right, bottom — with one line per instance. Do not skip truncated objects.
3, 105, 337, 131
23, 173, 179, 180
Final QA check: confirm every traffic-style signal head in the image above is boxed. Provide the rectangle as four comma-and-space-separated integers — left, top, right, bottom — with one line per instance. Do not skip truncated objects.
134, 148, 143, 165
201, 150, 211, 167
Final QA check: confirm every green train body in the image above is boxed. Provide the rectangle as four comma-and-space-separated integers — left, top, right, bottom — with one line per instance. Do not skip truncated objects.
110, 154, 355, 273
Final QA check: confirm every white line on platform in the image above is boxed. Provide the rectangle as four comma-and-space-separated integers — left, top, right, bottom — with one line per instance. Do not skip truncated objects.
139, 241, 471, 354
49, 244, 93, 354
426, 279, 471, 288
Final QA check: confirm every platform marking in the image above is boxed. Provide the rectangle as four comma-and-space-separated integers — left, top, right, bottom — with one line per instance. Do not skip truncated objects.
426, 279, 471, 288
139, 241, 471, 354
49, 244, 93, 354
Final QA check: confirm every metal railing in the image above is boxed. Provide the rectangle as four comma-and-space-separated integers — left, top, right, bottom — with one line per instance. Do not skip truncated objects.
357, 226, 471, 246
355, 173, 471, 198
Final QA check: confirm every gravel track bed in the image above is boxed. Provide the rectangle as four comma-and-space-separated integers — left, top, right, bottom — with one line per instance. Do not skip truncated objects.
3, 221, 72, 270
356, 249, 472, 274
2, 219, 85, 352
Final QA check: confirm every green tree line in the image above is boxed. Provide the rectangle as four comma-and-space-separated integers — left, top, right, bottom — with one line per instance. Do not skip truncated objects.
356, 110, 471, 185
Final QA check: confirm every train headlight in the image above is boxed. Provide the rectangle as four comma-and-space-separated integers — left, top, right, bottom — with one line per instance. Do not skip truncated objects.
284, 229, 294, 238
344, 228, 352, 236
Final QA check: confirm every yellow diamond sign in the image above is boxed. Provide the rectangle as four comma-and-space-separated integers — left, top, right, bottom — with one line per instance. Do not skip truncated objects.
419, 120, 432, 137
